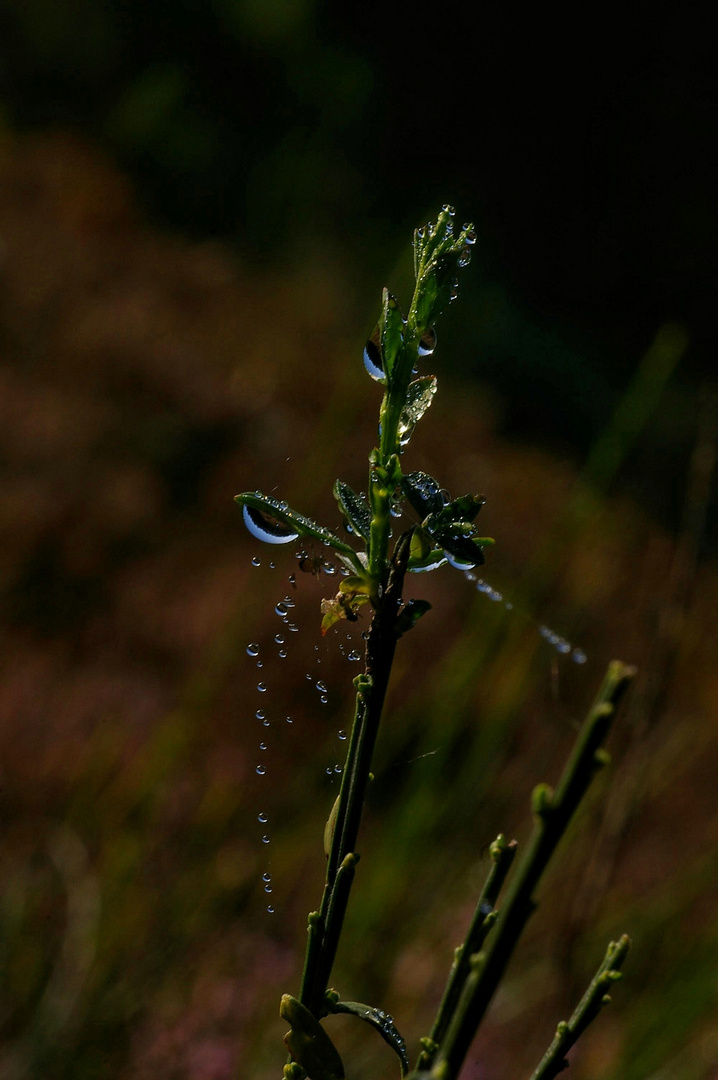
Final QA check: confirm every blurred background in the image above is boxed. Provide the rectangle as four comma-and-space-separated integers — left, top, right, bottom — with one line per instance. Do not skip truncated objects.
0, 3, 716, 1078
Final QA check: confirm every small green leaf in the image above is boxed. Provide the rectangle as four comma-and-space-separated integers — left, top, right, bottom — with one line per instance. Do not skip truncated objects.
413, 209, 476, 328
438, 532, 486, 569
409, 527, 433, 563
324, 998, 409, 1076
427, 493, 486, 530
320, 590, 371, 635
281, 995, 345, 1080
401, 472, 445, 518
395, 599, 432, 637
334, 481, 371, 542
398, 376, 437, 446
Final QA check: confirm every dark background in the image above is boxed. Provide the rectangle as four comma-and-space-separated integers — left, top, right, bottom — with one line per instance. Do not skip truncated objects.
2, 1, 716, 506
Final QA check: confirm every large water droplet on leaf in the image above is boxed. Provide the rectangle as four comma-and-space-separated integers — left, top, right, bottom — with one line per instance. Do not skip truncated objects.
243, 504, 299, 545
363, 325, 386, 382
445, 550, 479, 571
417, 326, 437, 357
409, 553, 447, 573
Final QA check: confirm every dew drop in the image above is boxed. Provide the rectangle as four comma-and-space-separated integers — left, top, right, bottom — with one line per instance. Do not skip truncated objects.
410, 553, 447, 573
278, 649, 287, 658
275, 602, 288, 616
347, 650, 361, 662
288, 623, 299, 632
334, 764, 342, 774
263, 717, 270, 727
505, 601, 513, 610
267, 905, 275, 913
326, 767, 333, 776
256, 660, 263, 668
274, 634, 285, 645
243, 504, 299, 545
316, 681, 328, 693
257, 682, 267, 693
446, 550, 478, 571
262, 871, 271, 882
572, 648, 587, 664
320, 694, 328, 704
247, 643, 260, 657
323, 563, 337, 576
261, 834, 270, 844
363, 326, 386, 383
442, 203, 456, 216
288, 573, 296, 586
259, 742, 267, 751
264, 883, 272, 892
418, 326, 437, 357
258, 813, 268, 823
556, 639, 572, 655
251, 556, 261, 567
285, 715, 293, 724
256, 765, 266, 775
255, 709, 265, 720
269, 561, 276, 569
338, 730, 347, 740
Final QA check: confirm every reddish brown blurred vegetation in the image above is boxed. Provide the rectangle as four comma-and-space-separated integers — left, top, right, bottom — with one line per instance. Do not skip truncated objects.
0, 132, 717, 1079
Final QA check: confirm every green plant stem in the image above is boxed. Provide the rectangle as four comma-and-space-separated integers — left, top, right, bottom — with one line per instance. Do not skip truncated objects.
299, 531, 413, 1018
528, 935, 631, 1080
425, 835, 517, 1059
426, 660, 636, 1080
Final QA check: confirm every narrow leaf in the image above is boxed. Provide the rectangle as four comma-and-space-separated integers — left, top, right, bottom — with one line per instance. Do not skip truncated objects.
401, 472, 445, 518
325, 999, 409, 1076
333, 481, 371, 542
395, 599, 432, 637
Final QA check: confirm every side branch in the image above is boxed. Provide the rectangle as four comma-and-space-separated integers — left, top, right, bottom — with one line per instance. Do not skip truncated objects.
529, 935, 631, 1080
428, 660, 636, 1080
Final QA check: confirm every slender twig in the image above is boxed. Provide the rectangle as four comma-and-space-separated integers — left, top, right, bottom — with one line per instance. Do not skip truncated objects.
528, 935, 631, 1080
421, 835, 517, 1064
426, 660, 636, 1080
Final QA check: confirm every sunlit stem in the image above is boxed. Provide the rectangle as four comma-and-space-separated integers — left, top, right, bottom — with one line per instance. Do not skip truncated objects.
298, 532, 413, 1019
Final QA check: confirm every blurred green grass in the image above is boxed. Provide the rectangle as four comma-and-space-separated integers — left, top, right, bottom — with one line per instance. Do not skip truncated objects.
0, 132, 716, 1080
